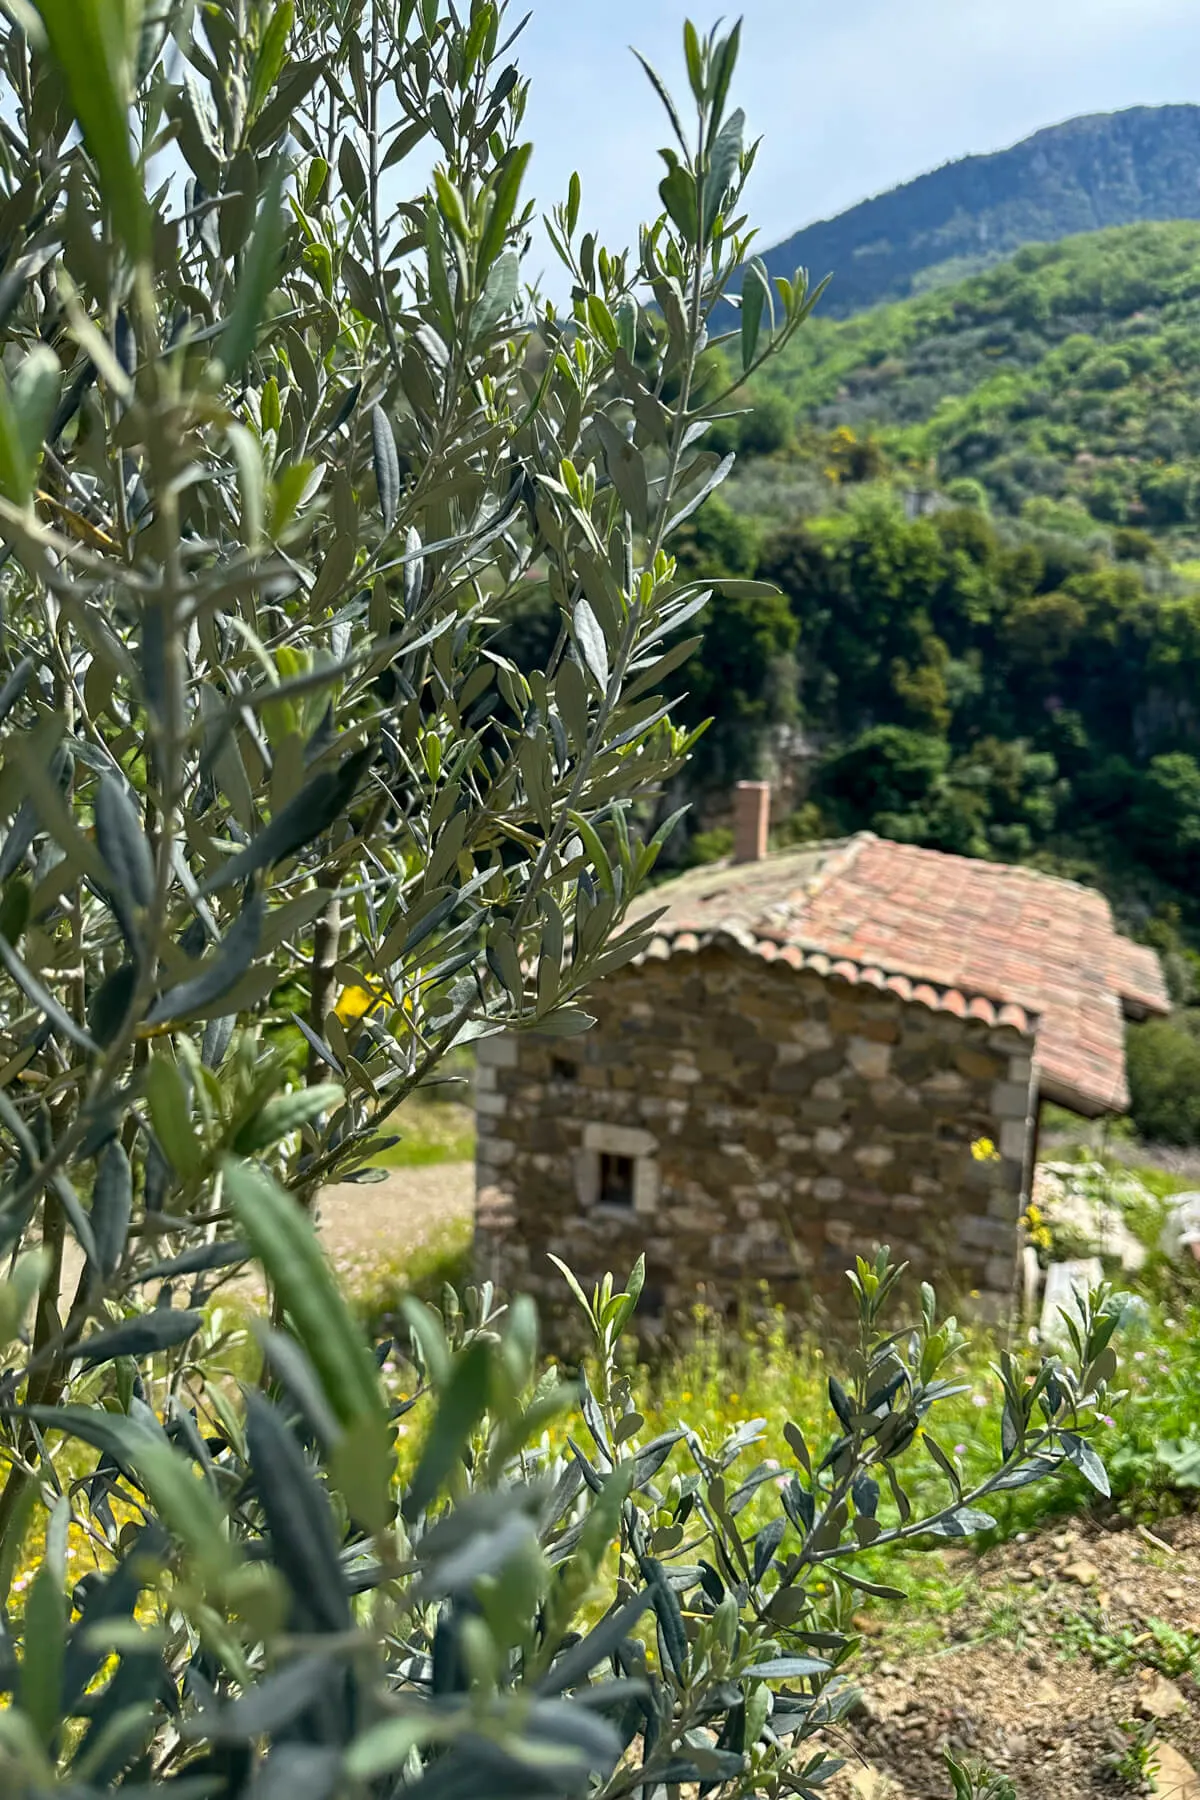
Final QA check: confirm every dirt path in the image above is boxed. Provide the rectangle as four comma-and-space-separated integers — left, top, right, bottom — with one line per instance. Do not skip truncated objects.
60, 1161, 476, 1307
315, 1160, 474, 1289
829, 1514, 1200, 1797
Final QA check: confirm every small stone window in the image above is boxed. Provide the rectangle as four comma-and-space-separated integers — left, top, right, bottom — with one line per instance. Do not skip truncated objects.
575, 1123, 660, 1217
599, 1151, 635, 1209
551, 1055, 578, 1083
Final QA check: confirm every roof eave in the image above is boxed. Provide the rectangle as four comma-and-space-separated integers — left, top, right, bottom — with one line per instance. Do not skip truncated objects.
1036, 1074, 1129, 1120
1121, 995, 1172, 1022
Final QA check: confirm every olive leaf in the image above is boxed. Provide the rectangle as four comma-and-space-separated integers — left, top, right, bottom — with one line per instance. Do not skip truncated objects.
370, 406, 400, 530
94, 775, 155, 941
198, 746, 373, 896
147, 890, 266, 1024
90, 1139, 132, 1277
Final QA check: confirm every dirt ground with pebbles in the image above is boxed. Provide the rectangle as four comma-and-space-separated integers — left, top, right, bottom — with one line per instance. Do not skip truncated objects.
314, 1160, 474, 1283
60, 1160, 477, 1306
828, 1513, 1200, 1798
232, 1159, 476, 1301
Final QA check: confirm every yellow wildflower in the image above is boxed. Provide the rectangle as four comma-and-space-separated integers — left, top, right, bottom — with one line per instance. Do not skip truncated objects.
335, 979, 400, 1024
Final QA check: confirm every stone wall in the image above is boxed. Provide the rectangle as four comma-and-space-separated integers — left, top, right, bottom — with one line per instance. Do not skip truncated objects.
474, 943, 1037, 1334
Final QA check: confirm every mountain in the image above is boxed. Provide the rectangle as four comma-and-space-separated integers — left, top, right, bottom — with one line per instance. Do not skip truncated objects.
745, 106, 1200, 319
745, 219, 1200, 544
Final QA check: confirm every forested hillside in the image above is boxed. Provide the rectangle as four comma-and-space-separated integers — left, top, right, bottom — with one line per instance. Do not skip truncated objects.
755, 220, 1200, 543
731, 105, 1200, 318
502, 218, 1200, 1115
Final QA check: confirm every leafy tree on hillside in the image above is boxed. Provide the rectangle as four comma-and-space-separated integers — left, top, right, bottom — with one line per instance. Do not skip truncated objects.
1130, 752, 1200, 883
817, 725, 950, 827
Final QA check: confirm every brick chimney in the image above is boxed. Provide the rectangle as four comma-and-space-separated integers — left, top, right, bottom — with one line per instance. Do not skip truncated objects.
733, 781, 770, 864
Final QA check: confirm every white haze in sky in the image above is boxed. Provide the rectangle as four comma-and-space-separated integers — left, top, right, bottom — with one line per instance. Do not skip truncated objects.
517, 0, 1200, 277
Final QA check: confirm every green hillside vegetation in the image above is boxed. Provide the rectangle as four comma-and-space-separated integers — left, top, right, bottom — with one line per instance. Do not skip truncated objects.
751, 221, 1200, 544
726, 104, 1200, 319
672, 488, 1200, 892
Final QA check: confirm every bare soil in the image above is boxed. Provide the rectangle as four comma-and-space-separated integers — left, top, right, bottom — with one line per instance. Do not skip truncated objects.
59, 1160, 477, 1307
828, 1514, 1200, 1798
315, 1160, 474, 1285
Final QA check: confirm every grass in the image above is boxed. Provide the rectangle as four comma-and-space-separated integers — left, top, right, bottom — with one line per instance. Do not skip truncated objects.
1055, 1608, 1200, 1679
364, 1047, 476, 1169
619, 1138, 1200, 1654
354, 1216, 474, 1335
369, 1094, 475, 1169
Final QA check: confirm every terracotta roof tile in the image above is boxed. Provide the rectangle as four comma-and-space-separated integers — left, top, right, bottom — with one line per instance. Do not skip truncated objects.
632, 834, 1169, 1114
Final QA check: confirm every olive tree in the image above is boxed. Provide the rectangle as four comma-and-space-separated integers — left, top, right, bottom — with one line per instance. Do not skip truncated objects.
0, 0, 813, 1528
0, 2, 1116, 1794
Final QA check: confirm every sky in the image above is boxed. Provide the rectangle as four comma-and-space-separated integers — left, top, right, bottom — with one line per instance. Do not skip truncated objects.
517, 0, 1200, 274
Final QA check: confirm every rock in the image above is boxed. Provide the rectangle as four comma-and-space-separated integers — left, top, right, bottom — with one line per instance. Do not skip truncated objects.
1062, 1558, 1100, 1586
1160, 1192, 1200, 1263
846, 1687, 880, 1723
852, 1612, 887, 1637
1151, 1742, 1200, 1799
1137, 1675, 1188, 1720
1040, 1259, 1104, 1342
1035, 1162, 1148, 1270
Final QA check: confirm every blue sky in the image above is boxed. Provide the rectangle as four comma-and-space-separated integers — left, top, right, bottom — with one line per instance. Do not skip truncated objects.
517, 0, 1200, 272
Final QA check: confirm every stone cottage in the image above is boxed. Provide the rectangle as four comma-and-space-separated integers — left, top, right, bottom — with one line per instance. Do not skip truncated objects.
474, 784, 1169, 1325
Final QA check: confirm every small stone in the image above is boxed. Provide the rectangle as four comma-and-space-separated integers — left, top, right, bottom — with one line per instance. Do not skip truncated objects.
852, 1612, 887, 1637
1164, 1586, 1186, 1602
1028, 1559, 1047, 1579
1062, 1558, 1100, 1586
847, 1036, 892, 1080
1137, 1675, 1188, 1720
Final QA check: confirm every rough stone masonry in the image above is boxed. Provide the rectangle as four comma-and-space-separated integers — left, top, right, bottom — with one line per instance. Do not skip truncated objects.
474, 943, 1036, 1334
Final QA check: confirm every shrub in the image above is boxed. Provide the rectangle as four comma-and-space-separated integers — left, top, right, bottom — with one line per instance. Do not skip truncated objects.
817, 725, 950, 827
738, 391, 795, 457
1127, 1014, 1200, 1144
1130, 753, 1200, 884
705, 391, 793, 459
943, 477, 990, 511
687, 824, 735, 865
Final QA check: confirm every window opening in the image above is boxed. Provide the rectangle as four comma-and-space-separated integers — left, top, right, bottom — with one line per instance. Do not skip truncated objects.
599, 1151, 635, 1209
